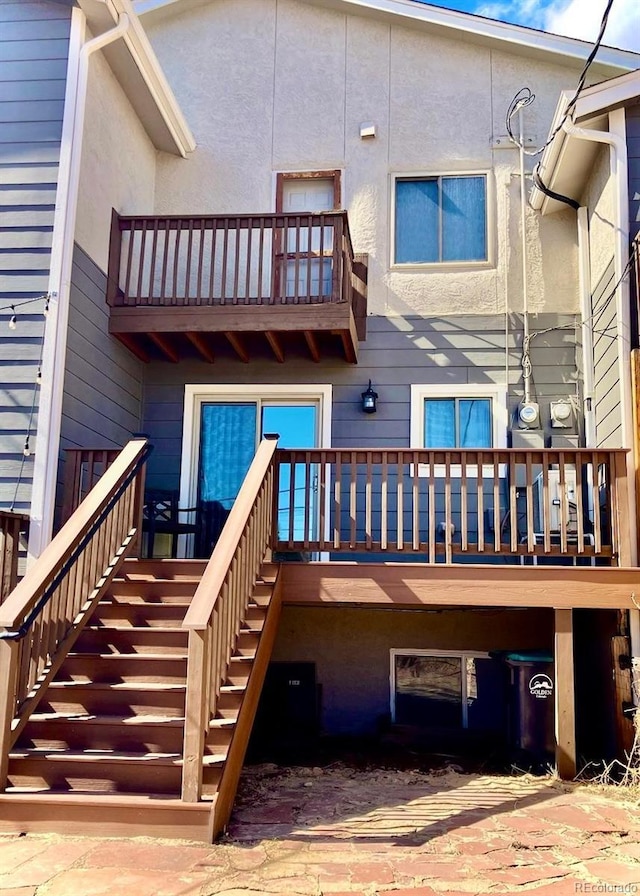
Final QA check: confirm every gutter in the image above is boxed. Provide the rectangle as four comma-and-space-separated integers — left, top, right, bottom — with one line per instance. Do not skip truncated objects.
29, 11, 132, 561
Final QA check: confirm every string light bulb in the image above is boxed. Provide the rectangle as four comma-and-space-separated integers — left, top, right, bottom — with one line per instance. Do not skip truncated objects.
23, 436, 31, 458
36, 367, 42, 384
9, 306, 17, 329
43, 296, 50, 317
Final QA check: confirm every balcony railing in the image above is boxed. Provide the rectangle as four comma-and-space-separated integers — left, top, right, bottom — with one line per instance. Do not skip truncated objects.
107, 210, 366, 362
108, 210, 362, 308
272, 448, 631, 564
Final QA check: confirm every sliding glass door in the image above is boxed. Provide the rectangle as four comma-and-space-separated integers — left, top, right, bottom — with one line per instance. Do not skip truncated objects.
196, 399, 318, 557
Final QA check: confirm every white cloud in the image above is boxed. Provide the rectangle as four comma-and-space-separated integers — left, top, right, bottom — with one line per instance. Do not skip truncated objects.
475, 0, 640, 52
544, 0, 640, 52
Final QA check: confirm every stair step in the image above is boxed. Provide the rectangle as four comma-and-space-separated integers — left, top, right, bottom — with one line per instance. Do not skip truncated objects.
93, 603, 190, 627
40, 682, 186, 716
107, 580, 199, 601
226, 658, 252, 685
16, 714, 185, 754
0, 791, 214, 841
235, 631, 259, 654
120, 559, 207, 581
75, 627, 188, 655
60, 654, 187, 684
7, 750, 183, 795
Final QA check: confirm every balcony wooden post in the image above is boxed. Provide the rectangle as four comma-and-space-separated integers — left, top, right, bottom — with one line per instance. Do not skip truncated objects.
106, 208, 123, 307
612, 450, 632, 567
554, 608, 576, 780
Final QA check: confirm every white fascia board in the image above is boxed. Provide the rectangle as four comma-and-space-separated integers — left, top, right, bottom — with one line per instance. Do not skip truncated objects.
531, 69, 640, 213
529, 92, 572, 213
303, 0, 640, 73
80, 0, 195, 156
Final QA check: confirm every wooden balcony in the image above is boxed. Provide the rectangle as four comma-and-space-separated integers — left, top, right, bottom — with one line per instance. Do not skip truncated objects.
107, 210, 367, 364
272, 447, 631, 565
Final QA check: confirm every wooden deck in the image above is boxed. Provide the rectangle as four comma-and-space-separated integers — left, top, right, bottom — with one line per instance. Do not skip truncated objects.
107, 210, 367, 363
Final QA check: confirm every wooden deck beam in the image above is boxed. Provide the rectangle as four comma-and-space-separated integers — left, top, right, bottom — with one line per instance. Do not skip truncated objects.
280, 562, 640, 610
555, 609, 577, 779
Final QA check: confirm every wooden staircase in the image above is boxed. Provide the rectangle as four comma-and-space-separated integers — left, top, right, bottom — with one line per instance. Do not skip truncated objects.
0, 558, 282, 841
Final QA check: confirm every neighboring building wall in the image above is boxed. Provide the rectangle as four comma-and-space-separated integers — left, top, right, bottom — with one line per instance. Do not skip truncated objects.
141, 312, 579, 491
582, 144, 622, 447
0, 0, 71, 511
147, 0, 584, 319
271, 606, 553, 735
628, 104, 640, 240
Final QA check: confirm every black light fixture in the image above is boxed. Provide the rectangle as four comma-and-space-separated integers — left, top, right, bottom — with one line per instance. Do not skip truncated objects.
361, 380, 378, 414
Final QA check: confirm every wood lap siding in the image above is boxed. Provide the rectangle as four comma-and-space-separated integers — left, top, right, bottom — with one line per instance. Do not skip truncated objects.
0, 0, 71, 511
591, 259, 622, 448
140, 313, 580, 492
58, 246, 144, 512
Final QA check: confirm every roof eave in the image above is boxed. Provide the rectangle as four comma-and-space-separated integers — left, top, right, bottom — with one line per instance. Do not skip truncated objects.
80, 0, 196, 157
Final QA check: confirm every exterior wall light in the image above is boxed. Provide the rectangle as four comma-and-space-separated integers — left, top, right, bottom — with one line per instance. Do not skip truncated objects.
361, 380, 378, 414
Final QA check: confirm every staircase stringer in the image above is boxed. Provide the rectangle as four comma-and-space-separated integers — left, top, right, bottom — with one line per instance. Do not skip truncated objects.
210, 564, 283, 839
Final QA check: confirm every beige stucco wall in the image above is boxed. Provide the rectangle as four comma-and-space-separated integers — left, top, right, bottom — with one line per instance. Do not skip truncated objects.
75, 44, 157, 273
271, 606, 553, 735
147, 0, 585, 317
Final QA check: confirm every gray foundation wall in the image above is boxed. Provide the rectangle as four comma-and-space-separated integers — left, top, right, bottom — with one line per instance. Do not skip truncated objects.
271, 606, 553, 735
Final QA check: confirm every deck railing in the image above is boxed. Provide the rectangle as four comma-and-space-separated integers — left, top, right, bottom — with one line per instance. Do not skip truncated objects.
60, 448, 121, 524
0, 439, 149, 786
273, 447, 631, 564
107, 210, 356, 308
181, 436, 278, 801
0, 512, 29, 606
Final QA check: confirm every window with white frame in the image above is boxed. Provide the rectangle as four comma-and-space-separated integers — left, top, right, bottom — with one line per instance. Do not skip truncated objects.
394, 174, 487, 265
390, 649, 506, 731
410, 384, 507, 451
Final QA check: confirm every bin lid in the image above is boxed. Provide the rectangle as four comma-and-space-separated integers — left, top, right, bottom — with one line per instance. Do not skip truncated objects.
490, 649, 553, 663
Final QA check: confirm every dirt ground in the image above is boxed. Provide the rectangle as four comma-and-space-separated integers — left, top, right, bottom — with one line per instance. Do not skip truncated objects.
2, 760, 640, 895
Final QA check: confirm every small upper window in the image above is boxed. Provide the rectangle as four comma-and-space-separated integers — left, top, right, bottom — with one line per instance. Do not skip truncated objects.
394, 175, 487, 264
424, 397, 492, 449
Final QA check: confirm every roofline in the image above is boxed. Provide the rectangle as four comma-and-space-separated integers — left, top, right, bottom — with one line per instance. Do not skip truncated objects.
86, 0, 196, 156
134, 0, 640, 74
530, 69, 640, 212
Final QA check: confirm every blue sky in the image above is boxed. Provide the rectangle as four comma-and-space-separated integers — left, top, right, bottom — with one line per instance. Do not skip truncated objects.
419, 0, 640, 52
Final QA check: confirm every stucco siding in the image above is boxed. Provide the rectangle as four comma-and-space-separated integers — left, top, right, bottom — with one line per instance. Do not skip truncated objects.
147, 0, 586, 319
74, 40, 157, 273
0, 0, 70, 511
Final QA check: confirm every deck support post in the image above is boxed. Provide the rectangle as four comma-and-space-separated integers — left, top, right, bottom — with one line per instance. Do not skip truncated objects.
0, 639, 18, 789
554, 608, 577, 779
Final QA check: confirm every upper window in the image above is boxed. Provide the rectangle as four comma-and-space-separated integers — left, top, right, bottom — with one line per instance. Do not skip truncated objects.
394, 174, 487, 265
410, 384, 507, 454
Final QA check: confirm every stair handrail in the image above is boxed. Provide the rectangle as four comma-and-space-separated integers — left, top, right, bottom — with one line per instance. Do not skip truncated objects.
0, 438, 150, 786
181, 435, 278, 801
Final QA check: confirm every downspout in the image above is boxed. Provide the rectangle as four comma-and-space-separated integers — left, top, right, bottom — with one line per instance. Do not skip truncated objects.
28, 11, 131, 561
519, 106, 531, 404
561, 115, 640, 669
577, 206, 596, 448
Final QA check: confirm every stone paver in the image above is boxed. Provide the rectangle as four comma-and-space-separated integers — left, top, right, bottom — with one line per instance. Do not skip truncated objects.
0, 765, 639, 895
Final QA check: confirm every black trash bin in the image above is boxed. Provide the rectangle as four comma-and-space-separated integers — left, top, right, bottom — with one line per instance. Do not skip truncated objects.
492, 650, 555, 770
